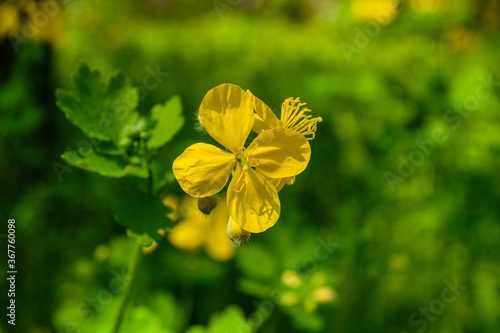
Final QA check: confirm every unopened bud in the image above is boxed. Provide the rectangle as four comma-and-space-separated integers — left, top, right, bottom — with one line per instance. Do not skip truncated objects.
197, 195, 217, 215
142, 241, 159, 255
226, 216, 250, 247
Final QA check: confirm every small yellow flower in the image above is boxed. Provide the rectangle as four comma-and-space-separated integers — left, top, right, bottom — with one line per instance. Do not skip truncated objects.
281, 270, 302, 289
313, 286, 336, 304
0, 1, 64, 46
247, 91, 322, 191
173, 84, 311, 233
168, 195, 235, 262
350, 0, 399, 23
410, 0, 442, 13
0, 3, 19, 38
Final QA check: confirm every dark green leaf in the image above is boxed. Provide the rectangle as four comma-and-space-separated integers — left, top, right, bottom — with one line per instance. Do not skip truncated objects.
56, 62, 140, 144
114, 195, 173, 246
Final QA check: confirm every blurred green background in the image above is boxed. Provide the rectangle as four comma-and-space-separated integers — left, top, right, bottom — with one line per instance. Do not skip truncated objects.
1, 0, 500, 332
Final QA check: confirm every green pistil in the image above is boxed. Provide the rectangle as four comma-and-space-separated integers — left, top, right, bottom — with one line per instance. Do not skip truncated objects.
236, 155, 249, 171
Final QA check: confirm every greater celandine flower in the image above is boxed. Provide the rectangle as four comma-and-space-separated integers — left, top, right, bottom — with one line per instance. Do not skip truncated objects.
248, 91, 323, 191
172, 84, 311, 238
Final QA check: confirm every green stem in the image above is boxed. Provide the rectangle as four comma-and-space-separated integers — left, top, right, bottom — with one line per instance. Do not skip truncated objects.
111, 243, 142, 333
111, 152, 154, 333
148, 166, 154, 198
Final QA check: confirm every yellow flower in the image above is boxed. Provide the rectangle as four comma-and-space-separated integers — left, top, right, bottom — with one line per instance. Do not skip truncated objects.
410, 0, 442, 13
247, 91, 322, 191
0, 1, 64, 46
168, 195, 235, 262
313, 286, 336, 304
281, 270, 302, 289
350, 0, 399, 23
0, 3, 19, 38
173, 83, 311, 233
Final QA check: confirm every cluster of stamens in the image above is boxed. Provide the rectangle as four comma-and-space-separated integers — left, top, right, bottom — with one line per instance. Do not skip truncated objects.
281, 98, 323, 140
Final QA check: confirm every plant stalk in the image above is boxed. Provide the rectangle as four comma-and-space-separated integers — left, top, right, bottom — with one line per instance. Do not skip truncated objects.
111, 243, 142, 333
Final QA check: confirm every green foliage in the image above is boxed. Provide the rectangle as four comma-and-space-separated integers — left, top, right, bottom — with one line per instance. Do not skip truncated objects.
114, 194, 173, 246
235, 225, 337, 332
56, 63, 140, 144
62, 149, 148, 178
121, 306, 176, 333
54, 63, 185, 246
207, 305, 251, 333
56, 63, 185, 181
5, 1, 500, 333
148, 95, 185, 149
185, 305, 252, 333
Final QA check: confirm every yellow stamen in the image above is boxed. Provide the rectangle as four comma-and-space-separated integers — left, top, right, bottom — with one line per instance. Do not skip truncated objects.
281, 98, 323, 140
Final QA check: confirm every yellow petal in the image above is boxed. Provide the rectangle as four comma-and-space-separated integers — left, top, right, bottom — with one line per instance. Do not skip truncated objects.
246, 128, 311, 179
167, 196, 211, 250
167, 222, 207, 250
227, 165, 280, 233
204, 200, 236, 261
199, 84, 254, 153
269, 176, 295, 192
252, 113, 270, 134
247, 90, 282, 132
286, 176, 296, 185
162, 194, 180, 222
205, 232, 235, 261
173, 143, 235, 197
142, 241, 159, 254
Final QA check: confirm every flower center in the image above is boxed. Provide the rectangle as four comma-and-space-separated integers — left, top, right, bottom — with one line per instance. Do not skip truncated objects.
236, 154, 249, 171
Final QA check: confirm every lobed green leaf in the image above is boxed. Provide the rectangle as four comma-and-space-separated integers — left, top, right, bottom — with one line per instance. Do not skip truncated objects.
114, 194, 173, 246
61, 149, 147, 178
56, 62, 140, 144
147, 95, 185, 149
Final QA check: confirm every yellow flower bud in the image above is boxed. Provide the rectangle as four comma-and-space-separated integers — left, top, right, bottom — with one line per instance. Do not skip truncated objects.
281, 270, 302, 289
313, 286, 336, 304
142, 241, 159, 255
226, 216, 251, 247
197, 195, 217, 215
